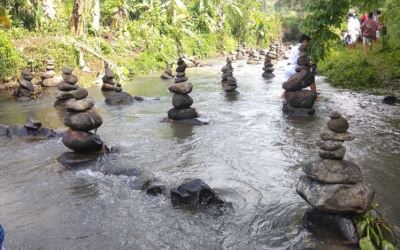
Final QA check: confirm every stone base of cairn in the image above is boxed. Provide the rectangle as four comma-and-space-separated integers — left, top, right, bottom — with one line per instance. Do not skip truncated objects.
282, 46, 317, 115
40, 59, 61, 87
167, 57, 198, 121
247, 49, 262, 64
236, 44, 247, 60
102, 64, 133, 106
221, 58, 238, 92
161, 63, 174, 80
14, 70, 42, 101
54, 67, 79, 108
296, 112, 374, 242
262, 54, 274, 79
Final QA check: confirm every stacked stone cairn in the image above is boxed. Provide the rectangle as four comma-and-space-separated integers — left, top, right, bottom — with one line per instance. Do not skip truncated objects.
167, 57, 198, 121
14, 70, 42, 101
62, 86, 104, 153
54, 67, 79, 108
40, 59, 60, 87
262, 53, 275, 79
268, 44, 278, 61
101, 63, 122, 92
247, 49, 261, 64
221, 57, 238, 92
236, 44, 247, 60
296, 112, 374, 240
282, 45, 317, 115
101, 64, 134, 105
161, 63, 174, 80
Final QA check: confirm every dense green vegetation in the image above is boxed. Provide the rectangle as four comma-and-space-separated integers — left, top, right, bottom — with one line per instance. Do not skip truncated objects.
0, 0, 283, 83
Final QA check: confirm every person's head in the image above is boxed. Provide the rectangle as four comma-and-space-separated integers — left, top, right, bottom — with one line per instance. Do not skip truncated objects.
348, 13, 355, 19
376, 10, 382, 16
368, 12, 374, 19
299, 34, 311, 47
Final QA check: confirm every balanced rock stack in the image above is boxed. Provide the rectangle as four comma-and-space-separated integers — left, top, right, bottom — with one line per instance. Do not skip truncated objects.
101, 63, 122, 92
161, 63, 174, 80
296, 112, 374, 239
102, 65, 133, 106
247, 49, 261, 64
282, 45, 317, 115
14, 70, 41, 101
221, 57, 238, 92
262, 54, 274, 79
236, 44, 247, 60
40, 59, 60, 87
62, 87, 104, 153
167, 57, 198, 121
268, 44, 278, 61
54, 67, 79, 108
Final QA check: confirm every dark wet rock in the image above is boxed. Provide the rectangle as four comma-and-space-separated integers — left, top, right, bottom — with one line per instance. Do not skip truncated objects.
317, 140, 343, 151
57, 151, 103, 168
101, 83, 122, 92
170, 179, 224, 208
175, 76, 188, 83
320, 130, 355, 141
327, 116, 349, 133
73, 88, 89, 100
382, 96, 399, 105
172, 94, 193, 109
56, 91, 74, 100
5, 124, 60, 139
223, 84, 238, 92
282, 103, 315, 115
104, 68, 114, 78
168, 108, 198, 120
304, 209, 359, 243
66, 97, 95, 112
146, 183, 167, 196
296, 175, 374, 214
62, 74, 78, 85
18, 78, 34, 91
62, 130, 104, 153
24, 118, 42, 130
282, 65, 316, 91
62, 67, 73, 74
176, 64, 187, 73
164, 116, 210, 126
64, 109, 103, 131
303, 160, 362, 184
134, 96, 144, 101
262, 72, 275, 79
168, 82, 193, 95
105, 92, 133, 106
161, 73, 173, 80
0, 124, 8, 136
285, 90, 317, 108
319, 146, 346, 160
58, 81, 79, 91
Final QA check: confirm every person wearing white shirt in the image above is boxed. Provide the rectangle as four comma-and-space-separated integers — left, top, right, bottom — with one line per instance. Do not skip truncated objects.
347, 13, 361, 49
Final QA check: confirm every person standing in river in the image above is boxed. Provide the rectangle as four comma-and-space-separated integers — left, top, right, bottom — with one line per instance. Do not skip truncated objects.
284, 34, 317, 95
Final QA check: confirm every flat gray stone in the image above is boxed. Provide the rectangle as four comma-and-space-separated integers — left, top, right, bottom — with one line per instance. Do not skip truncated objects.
319, 146, 346, 160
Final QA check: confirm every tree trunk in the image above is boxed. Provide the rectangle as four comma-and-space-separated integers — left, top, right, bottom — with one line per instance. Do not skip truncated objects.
70, 0, 86, 36
92, 0, 100, 32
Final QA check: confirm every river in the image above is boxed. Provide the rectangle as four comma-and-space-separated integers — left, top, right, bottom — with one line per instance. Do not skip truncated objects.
0, 58, 399, 249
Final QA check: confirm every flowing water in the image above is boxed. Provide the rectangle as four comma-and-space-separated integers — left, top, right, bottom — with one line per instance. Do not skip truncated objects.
0, 58, 399, 249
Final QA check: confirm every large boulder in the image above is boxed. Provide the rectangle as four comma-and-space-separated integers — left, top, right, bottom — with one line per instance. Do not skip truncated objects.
105, 92, 133, 105
285, 90, 317, 108
282, 66, 316, 91
296, 176, 374, 214
62, 130, 104, 152
172, 94, 193, 109
168, 108, 198, 120
303, 160, 363, 184
63, 108, 103, 131
170, 179, 224, 208
41, 77, 61, 87
168, 82, 193, 95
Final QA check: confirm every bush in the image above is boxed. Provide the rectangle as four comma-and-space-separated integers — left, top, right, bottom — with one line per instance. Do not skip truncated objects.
0, 30, 23, 81
22, 39, 79, 73
282, 15, 303, 42
182, 33, 218, 58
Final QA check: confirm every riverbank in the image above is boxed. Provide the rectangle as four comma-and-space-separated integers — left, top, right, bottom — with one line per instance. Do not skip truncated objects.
319, 44, 400, 96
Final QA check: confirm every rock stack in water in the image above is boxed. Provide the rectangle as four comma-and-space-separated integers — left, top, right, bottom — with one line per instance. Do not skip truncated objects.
268, 44, 278, 61
282, 45, 317, 115
247, 49, 261, 64
14, 70, 42, 101
40, 59, 60, 87
101, 63, 122, 92
161, 63, 174, 80
102, 65, 133, 106
221, 57, 238, 92
62, 87, 104, 153
296, 112, 374, 241
167, 57, 198, 121
54, 67, 79, 108
262, 54, 274, 79
236, 44, 247, 60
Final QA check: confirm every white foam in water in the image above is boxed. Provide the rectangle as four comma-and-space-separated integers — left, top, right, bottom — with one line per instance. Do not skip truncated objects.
76, 169, 104, 179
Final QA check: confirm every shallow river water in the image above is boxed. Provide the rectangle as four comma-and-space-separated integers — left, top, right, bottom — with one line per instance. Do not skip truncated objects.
0, 58, 399, 250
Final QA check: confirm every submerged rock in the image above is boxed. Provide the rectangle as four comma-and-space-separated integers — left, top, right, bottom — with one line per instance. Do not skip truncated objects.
168, 108, 198, 120
170, 179, 224, 208
105, 92, 133, 105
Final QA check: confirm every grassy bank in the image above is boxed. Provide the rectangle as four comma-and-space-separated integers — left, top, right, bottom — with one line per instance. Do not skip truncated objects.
319, 45, 400, 95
